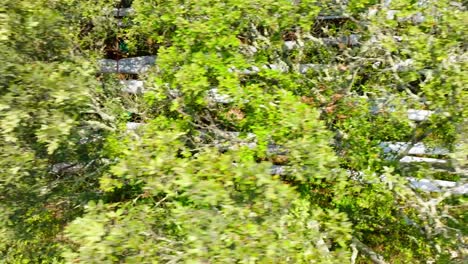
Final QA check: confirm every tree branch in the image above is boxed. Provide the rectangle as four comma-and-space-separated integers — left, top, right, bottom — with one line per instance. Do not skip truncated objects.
351, 237, 388, 264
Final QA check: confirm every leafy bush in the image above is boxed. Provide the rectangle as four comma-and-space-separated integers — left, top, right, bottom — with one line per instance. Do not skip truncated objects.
1, 0, 466, 263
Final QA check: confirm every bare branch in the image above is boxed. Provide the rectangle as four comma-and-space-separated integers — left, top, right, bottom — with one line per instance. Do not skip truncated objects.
351, 237, 388, 264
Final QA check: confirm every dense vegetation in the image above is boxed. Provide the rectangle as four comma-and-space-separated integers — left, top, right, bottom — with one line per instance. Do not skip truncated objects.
0, 0, 466, 263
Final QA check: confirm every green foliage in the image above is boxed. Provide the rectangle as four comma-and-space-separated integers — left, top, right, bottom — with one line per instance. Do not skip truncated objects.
0, 0, 114, 262
1, 0, 466, 263
65, 127, 352, 262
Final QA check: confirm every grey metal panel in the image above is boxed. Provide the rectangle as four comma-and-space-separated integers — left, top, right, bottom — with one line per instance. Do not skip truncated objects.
113, 8, 134, 17
99, 56, 156, 74
99, 59, 117, 73
118, 56, 156, 74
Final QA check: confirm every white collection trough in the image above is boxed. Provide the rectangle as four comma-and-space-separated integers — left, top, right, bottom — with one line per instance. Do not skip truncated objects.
407, 109, 433, 121
380, 142, 449, 156
273, 165, 467, 194
281, 35, 361, 51
385, 10, 425, 23
207, 88, 234, 104
399, 156, 448, 164
274, 165, 467, 194
120, 80, 145, 94
231, 58, 420, 77
406, 177, 467, 195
